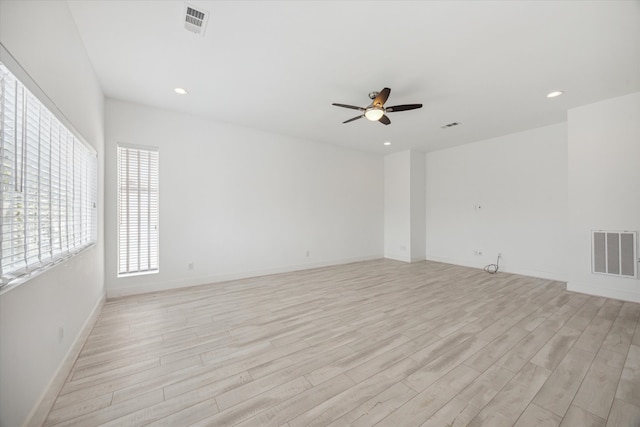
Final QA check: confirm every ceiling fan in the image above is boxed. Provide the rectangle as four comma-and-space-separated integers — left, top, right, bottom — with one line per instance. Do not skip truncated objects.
332, 87, 422, 125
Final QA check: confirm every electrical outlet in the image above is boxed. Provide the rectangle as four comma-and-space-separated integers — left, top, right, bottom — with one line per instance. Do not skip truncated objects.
306, 250, 310, 257
188, 262, 194, 270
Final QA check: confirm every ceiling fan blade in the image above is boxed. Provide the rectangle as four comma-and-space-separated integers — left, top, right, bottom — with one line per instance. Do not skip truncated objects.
343, 115, 364, 124
373, 87, 391, 107
385, 104, 423, 113
332, 103, 365, 111
378, 115, 391, 125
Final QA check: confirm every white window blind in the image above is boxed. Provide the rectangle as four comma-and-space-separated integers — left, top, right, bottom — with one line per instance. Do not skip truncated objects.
117, 144, 159, 276
0, 62, 97, 289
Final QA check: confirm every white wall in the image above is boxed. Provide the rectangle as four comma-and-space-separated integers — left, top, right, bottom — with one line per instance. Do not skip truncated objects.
425, 123, 568, 280
410, 151, 426, 261
105, 99, 383, 297
384, 151, 411, 262
567, 92, 640, 302
0, 2, 105, 427
384, 150, 426, 262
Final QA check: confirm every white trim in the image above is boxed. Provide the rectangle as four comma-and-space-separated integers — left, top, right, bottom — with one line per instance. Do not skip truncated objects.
425, 255, 568, 282
23, 292, 105, 427
0, 243, 96, 296
107, 255, 383, 298
117, 141, 159, 152
566, 281, 640, 304
384, 253, 412, 263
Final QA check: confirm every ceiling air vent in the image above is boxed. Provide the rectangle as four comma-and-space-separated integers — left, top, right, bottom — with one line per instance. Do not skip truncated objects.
184, 4, 209, 36
441, 122, 460, 129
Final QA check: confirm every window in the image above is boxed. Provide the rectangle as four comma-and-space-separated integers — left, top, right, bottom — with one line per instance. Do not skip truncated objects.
0, 62, 97, 289
117, 144, 159, 276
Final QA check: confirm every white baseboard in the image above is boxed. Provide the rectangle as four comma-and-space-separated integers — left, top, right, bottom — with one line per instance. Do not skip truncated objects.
566, 282, 640, 303
384, 253, 412, 263
425, 255, 567, 282
107, 255, 384, 298
24, 292, 106, 427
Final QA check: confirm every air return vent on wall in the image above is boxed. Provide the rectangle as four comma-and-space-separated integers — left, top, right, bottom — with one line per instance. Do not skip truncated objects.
592, 230, 638, 278
184, 4, 209, 36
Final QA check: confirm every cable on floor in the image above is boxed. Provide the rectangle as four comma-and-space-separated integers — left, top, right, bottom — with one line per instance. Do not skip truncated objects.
484, 254, 501, 274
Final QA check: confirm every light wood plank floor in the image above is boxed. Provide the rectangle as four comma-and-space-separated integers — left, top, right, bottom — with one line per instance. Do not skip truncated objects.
43, 260, 640, 426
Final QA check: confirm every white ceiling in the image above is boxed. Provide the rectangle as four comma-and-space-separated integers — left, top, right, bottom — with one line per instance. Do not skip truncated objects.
66, 0, 640, 154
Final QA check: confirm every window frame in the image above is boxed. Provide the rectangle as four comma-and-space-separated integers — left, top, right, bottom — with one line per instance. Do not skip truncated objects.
116, 143, 159, 277
0, 51, 98, 292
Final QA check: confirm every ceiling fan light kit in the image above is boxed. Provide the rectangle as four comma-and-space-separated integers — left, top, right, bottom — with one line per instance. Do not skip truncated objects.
364, 107, 384, 121
332, 87, 422, 125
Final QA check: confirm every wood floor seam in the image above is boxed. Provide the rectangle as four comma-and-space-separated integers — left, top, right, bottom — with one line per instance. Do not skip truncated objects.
41, 260, 640, 427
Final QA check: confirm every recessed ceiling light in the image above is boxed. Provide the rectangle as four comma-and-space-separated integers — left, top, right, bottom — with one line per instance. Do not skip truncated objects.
174, 87, 188, 95
546, 91, 564, 98
383, 141, 391, 146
